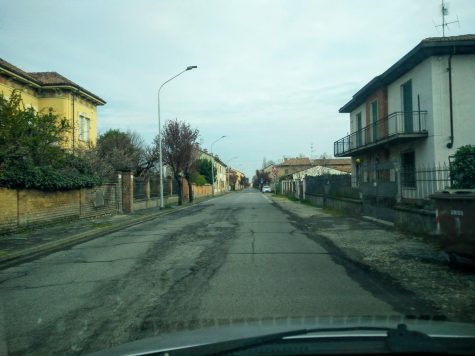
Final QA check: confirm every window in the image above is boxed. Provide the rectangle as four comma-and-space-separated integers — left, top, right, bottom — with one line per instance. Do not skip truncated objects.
79, 114, 90, 142
356, 112, 362, 147
401, 151, 415, 188
285, 169, 289, 175
370, 100, 378, 142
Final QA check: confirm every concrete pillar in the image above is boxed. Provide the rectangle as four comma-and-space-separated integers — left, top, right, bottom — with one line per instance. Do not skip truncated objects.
116, 172, 123, 213
121, 171, 134, 213
144, 176, 150, 200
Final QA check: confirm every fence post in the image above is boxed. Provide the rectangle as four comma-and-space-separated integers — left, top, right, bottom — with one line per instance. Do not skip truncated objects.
121, 171, 134, 213
116, 172, 123, 213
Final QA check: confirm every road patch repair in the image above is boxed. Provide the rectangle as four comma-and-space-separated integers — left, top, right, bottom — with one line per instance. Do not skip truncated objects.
270, 195, 475, 323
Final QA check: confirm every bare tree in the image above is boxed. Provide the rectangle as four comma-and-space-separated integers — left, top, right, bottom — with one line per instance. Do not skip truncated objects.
159, 119, 199, 205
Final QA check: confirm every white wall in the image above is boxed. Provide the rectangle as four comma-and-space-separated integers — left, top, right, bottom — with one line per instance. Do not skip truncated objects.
344, 53, 474, 172
432, 54, 475, 164
386, 57, 434, 166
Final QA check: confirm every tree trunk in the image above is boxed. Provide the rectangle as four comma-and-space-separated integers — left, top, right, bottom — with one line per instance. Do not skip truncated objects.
175, 175, 183, 205
185, 174, 194, 202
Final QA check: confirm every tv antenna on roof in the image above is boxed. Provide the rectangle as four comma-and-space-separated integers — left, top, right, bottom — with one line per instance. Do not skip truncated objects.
435, 0, 459, 37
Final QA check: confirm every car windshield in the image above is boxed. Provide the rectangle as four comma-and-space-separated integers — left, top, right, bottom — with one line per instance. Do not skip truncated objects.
1, 0, 475, 355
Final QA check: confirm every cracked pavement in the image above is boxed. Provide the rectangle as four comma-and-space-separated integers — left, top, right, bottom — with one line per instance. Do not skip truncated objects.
0, 190, 457, 354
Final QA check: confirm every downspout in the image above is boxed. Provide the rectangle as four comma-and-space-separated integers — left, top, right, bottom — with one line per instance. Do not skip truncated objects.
446, 47, 455, 149
72, 92, 76, 152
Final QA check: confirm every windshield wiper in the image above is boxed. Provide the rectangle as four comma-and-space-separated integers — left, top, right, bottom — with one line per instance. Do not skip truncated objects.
167, 324, 448, 355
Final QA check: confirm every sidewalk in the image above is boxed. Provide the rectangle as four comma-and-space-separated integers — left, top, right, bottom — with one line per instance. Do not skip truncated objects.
0, 195, 215, 270
270, 195, 475, 322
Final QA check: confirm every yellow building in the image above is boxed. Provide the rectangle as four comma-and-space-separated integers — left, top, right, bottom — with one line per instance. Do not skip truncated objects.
196, 147, 228, 194
229, 168, 245, 190
0, 58, 106, 149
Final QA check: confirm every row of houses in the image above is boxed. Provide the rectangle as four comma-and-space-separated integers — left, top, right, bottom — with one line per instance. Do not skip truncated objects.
259, 157, 351, 189
196, 147, 246, 193
0, 58, 246, 196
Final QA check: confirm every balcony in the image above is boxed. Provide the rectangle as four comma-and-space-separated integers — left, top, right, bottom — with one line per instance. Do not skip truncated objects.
334, 111, 428, 157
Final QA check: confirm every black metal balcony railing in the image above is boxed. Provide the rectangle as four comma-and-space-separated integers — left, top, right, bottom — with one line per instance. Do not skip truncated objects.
334, 111, 428, 157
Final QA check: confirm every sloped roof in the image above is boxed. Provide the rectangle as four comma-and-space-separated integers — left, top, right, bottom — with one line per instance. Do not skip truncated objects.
340, 34, 475, 113
0, 58, 39, 83
311, 158, 351, 166
0, 58, 106, 105
280, 157, 312, 166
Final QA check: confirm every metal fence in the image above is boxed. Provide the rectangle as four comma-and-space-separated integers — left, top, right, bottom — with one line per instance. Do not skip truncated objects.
305, 174, 360, 200
134, 175, 180, 201
282, 163, 452, 202
334, 111, 427, 156
134, 177, 147, 200
401, 164, 451, 200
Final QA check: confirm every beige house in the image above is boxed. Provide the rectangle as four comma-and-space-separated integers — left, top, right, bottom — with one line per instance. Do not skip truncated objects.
229, 168, 245, 190
197, 148, 228, 194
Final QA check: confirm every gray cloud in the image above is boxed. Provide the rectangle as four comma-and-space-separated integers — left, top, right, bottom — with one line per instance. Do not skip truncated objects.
1, 0, 474, 176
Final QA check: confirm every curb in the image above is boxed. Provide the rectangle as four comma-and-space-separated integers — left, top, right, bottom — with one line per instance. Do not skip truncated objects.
0, 195, 217, 270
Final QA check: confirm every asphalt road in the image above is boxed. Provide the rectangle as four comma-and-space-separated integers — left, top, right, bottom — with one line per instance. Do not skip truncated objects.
0, 189, 418, 354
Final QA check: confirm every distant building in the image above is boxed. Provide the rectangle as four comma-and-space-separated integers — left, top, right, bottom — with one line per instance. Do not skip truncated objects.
291, 165, 347, 181
229, 168, 245, 190
196, 147, 228, 194
0, 58, 106, 149
264, 157, 351, 181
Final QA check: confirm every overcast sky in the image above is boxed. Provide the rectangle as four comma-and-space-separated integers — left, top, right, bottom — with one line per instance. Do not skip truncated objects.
1, 0, 474, 177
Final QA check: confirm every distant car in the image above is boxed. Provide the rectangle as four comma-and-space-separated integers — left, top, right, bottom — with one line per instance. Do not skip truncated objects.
262, 185, 272, 193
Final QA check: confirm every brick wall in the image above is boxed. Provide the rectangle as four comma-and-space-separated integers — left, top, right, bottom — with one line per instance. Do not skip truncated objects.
0, 184, 119, 233
193, 183, 212, 197
182, 179, 212, 200
0, 188, 18, 231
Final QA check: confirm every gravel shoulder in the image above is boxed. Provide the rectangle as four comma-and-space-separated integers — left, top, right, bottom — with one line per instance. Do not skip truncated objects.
270, 195, 475, 322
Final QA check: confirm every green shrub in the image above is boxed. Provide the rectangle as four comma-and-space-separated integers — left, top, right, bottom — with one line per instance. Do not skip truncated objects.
193, 174, 207, 186
451, 145, 475, 189
0, 90, 102, 190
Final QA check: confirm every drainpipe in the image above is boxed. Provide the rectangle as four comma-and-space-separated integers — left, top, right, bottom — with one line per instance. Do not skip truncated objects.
72, 92, 76, 152
446, 47, 455, 149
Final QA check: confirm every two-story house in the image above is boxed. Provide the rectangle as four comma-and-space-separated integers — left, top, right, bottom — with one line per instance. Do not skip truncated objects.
334, 35, 475, 201
197, 147, 228, 194
0, 58, 106, 149
229, 168, 245, 190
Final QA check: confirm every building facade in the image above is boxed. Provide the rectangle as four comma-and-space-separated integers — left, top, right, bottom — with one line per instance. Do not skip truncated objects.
197, 148, 228, 194
0, 58, 106, 149
229, 168, 245, 190
334, 35, 475, 200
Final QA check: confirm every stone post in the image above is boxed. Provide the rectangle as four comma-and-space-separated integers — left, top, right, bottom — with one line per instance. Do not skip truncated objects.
121, 171, 134, 213
116, 172, 123, 213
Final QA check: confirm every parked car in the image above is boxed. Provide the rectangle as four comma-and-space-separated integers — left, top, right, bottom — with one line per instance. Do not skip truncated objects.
262, 185, 272, 193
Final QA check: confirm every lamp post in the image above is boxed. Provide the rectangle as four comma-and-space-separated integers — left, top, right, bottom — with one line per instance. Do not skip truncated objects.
157, 66, 197, 208
226, 156, 238, 191
210, 135, 226, 196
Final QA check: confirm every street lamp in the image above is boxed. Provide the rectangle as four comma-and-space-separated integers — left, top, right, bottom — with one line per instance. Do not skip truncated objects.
157, 65, 197, 208
210, 135, 226, 196
226, 156, 238, 191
